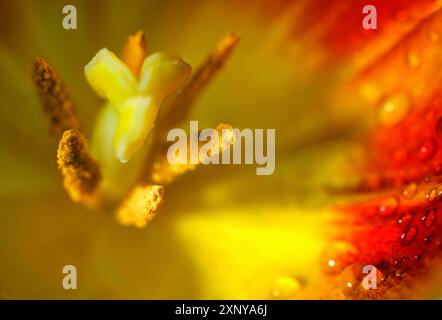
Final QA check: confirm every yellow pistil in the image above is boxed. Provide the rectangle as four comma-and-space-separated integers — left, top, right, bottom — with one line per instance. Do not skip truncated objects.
121, 31, 147, 77
32, 57, 79, 137
57, 129, 101, 206
85, 48, 191, 163
116, 184, 165, 228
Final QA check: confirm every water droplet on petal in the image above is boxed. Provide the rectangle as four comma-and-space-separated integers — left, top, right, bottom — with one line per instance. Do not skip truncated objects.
321, 241, 358, 275
338, 264, 364, 298
424, 234, 433, 244
271, 275, 300, 299
338, 264, 382, 298
403, 183, 417, 199
419, 139, 438, 161
436, 185, 442, 200
379, 93, 410, 126
422, 209, 437, 228
426, 188, 437, 201
394, 269, 407, 279
400, 226, 418, 246
397, 212, 414, 227
378, 196, 399, 217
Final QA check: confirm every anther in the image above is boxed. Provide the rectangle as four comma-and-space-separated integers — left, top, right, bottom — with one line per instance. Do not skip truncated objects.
32, 58, 79, 137
116, 184, 165, 228
57, 129, 101, 205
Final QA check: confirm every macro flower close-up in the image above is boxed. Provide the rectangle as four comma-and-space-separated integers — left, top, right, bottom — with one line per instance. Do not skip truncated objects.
1, 0, 442, 301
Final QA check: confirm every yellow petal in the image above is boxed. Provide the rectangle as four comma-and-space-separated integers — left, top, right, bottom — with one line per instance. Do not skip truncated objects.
84, 48, 138, 105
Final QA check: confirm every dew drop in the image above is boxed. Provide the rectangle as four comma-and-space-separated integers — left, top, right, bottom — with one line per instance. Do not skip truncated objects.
321, 241, 358, 275
406, 52, 421, 69
419, 139, 438, 161
400, 226, 418, 246
338, 264, 382, 298
426, 188, 437, 201
378, 93, 410, 126
271, 275, 300, 299
394, 269, 407, 279
378, 196, 399, 217
402, 183, 417, 199
338, 264, 364, 298
424, 234, 433, 244
397, 212, 414, 227
436, 185, 442, 200
422, 208, 437, 228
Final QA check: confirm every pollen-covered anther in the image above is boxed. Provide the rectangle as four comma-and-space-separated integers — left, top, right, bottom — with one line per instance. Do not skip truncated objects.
122, 31, 147, 77
200, 122, 236, 161
32, 57, 79, 137
116, 185, 165, 228
57, 129, 101, 205
216, 122, 236, 152
151, 123, 235, 184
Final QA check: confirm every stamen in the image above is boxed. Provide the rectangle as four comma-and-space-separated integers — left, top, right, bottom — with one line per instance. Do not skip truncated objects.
57, 129, 101, 205
116, 184, 165, 228
156, 32, 240, 135
151, 123, 235, 184
32, 58, 79, 137
122, 31, 147, 77
216, 123, 236, 154
200, 123, 236, 162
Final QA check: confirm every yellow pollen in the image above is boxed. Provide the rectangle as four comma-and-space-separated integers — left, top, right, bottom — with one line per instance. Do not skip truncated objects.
151, 123, 235, 184
116, 184, 165, 228
32, 57, 79, 137
57, 129, 101, 206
